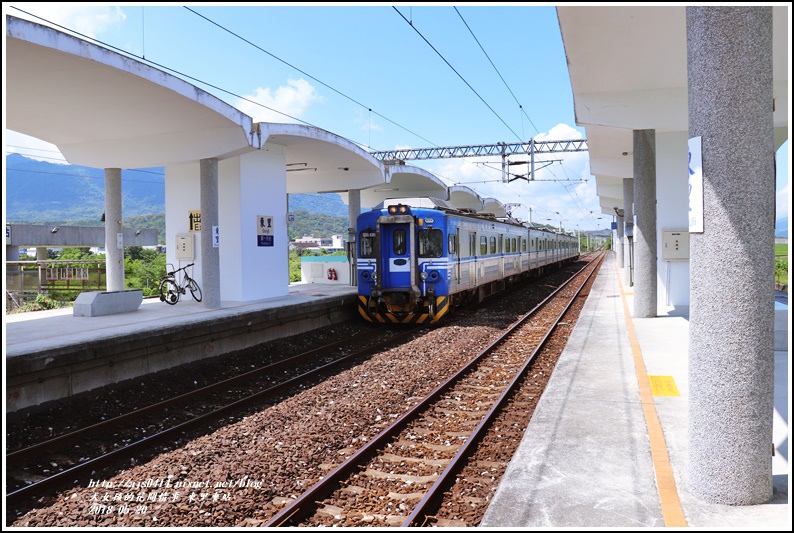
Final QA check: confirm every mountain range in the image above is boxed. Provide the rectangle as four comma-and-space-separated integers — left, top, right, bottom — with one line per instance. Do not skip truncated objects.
4, 153, 349, 224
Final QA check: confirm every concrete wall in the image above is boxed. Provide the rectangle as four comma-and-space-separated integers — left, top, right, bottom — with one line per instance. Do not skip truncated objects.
6, 293, 358, 412
165, 147, 290, 303
6, 224, 158, 247
164, 161, 204, 284
655, 131, 691, 309
300, 256, 351, 285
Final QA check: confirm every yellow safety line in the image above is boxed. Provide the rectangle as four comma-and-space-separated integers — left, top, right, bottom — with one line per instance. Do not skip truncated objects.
617, 262, 688, 527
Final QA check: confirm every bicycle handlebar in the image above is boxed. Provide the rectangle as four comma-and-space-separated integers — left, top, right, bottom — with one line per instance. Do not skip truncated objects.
166, 263, 194, 276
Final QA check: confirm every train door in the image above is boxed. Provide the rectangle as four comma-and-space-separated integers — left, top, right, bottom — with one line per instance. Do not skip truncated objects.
498, 234, 504, 277
468, 231, 477, 289
381, 223, 412, 288
453, 227, 461, 285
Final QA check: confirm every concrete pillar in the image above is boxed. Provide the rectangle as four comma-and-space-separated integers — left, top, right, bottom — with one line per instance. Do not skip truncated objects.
348, 189, 361, 237
347, 189, 361, 286
200, 158, 221, 309
686, 6, 775, 505
7, 246, 20, 264
615, 213, 624, 268
623, 178, 634, 286
633, 130, 657, 318
104, 168, 124, 292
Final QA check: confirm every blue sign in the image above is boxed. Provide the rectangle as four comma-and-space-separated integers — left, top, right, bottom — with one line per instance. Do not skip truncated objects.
611, 222, 617, 230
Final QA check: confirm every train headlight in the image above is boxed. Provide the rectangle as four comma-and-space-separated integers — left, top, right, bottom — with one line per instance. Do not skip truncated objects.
420, 271, 428, 281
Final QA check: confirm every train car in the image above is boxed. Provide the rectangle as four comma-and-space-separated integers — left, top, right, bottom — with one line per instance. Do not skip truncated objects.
356, 198, 579, 324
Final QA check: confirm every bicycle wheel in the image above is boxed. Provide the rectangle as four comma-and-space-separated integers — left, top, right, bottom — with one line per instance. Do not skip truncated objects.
159, 279, 180, 305
187, 277, 202, 302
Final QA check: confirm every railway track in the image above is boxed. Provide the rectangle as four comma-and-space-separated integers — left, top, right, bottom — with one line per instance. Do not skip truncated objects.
9, 252, 603, 527
5, 326, 419, 508
265, 252, 604, 527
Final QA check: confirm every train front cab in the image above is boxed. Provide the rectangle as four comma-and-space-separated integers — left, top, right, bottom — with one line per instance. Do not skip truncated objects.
357, 204, 449, 324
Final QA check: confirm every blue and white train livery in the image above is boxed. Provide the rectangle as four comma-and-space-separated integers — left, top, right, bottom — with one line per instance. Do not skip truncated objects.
356, 198, 579, 324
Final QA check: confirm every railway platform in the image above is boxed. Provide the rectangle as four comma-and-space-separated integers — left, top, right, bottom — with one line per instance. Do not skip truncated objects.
481, 251, 790, 529
4, 282, 359, 413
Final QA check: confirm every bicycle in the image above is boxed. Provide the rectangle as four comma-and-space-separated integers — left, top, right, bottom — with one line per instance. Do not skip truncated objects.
158, 263, 202, 305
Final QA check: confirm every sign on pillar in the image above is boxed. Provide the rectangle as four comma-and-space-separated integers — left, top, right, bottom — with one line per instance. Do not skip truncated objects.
688, 137, 704, 233
189, 210, 202, 232
257, 215, 273, 247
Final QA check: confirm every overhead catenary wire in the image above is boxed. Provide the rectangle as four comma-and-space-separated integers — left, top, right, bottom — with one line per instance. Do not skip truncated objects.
393, 6, 524, 144
454, 6, 541, 139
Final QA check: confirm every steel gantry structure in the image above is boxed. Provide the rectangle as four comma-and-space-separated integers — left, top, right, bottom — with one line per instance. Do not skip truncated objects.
369, 139, 589, 183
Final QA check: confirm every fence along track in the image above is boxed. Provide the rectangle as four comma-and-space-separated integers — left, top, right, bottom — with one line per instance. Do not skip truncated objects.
265, 252, 604, 527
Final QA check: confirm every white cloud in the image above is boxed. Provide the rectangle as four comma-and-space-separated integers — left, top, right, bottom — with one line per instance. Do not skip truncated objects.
5, 131, 68, 164
8, 4, 126, 39
236, 79, 322, 123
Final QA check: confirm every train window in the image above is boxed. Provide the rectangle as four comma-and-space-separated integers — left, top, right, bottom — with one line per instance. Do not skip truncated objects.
394, 229, 407, 255
470, 232, 476, 257
448, 234, 457, 255
419, 228, 443, 258
480, 236, 487, 256
489, 236, 496, 255
360, 231, 376, 258
512, 238, 517, 252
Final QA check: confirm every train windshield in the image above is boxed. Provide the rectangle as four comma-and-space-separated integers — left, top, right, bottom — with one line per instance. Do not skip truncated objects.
360, 231, 376, 258
393, 230, 407, 255
418, 228, 443, 258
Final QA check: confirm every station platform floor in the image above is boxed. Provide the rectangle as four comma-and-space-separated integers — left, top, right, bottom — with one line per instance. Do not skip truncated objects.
4, 281, 359, 358
481, 252, 790, 529
3, 255, 790, 528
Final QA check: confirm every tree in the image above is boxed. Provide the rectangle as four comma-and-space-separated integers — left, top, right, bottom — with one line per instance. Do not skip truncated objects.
125, 252, 167, 297
57, 247, 95, 260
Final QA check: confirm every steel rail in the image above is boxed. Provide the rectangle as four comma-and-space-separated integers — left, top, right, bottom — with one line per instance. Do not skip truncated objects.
6, 329, 379, 464
404, 251, 604, 526
264, 253, 602, 527
5, 326, 421, 509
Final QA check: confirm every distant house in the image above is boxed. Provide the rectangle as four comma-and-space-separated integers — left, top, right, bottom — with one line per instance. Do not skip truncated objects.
290, 234, 348, 252
288, 241, 319, 252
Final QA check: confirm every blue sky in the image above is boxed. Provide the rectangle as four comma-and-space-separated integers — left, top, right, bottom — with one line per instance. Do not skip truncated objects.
3, 4, 790, 233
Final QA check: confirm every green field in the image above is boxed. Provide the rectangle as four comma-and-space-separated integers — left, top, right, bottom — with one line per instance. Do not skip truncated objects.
775, 244, 788, 285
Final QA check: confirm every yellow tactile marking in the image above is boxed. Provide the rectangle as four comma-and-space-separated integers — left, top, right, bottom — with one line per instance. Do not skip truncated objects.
649, 375, 681, 397
617, 263, 687, 527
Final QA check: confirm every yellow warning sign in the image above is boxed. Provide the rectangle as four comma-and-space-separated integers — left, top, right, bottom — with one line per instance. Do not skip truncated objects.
649, 375, 680, 396
189, 210, 201, 232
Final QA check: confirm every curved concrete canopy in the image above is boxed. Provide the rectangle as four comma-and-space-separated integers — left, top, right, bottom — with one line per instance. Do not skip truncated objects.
339, 164, 447, 209
262, 123, 385, 194
481, 198, 507, 218
557, 6, 789, 216
6, 15, 388, 196
448, 185, 484, 212
6, 15, 255, 169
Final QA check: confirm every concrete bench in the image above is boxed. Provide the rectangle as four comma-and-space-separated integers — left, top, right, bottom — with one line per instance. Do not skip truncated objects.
73, 289, 143, 317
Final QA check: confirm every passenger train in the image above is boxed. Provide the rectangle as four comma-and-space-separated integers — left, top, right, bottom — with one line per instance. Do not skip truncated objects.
356, 198, 580, 323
